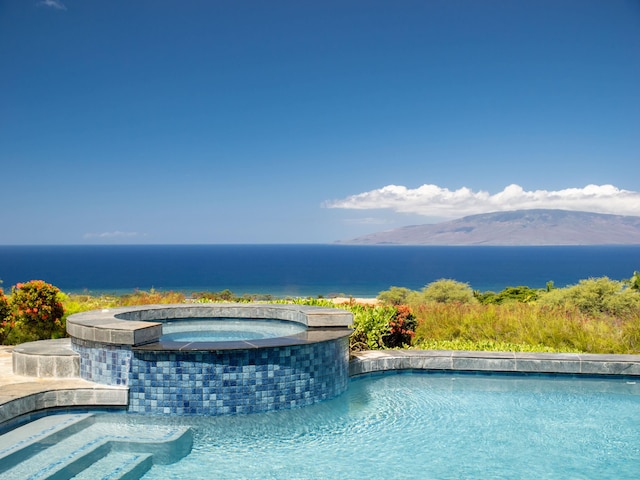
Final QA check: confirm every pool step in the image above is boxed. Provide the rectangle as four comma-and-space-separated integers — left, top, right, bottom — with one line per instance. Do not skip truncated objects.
0, 413, 192, 479
71, 451, 153, 480
0, 413, 96, 474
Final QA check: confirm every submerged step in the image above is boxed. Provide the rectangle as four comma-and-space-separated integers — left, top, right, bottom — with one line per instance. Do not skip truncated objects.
0, 414, 192, 479
70, 451, 153, 480
0, 413, 95, 474
1, 429, 111, 479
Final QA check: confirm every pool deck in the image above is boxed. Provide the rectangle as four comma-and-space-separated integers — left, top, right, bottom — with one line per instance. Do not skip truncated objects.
2, 342, 640, 427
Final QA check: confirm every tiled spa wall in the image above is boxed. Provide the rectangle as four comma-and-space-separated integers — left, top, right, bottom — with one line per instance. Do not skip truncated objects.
73, 338, 132, 386
72, 337, 350, 415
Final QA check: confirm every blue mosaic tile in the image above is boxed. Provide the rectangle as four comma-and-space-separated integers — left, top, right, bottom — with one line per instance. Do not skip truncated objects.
73, 336, 349, 415
72, 339, 132, 386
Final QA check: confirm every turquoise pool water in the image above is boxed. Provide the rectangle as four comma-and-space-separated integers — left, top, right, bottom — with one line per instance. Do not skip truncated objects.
97, 372, 640, 479
160, 317, 307, 342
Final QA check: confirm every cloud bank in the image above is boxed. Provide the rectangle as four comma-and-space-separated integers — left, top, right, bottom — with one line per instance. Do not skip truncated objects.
324, 184, 640, 218
38, 0, 67, 10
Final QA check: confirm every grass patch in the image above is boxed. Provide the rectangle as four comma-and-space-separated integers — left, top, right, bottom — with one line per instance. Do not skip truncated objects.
412, 339, 581, 353
411, 302, 639, 354
6, 282, 639, 355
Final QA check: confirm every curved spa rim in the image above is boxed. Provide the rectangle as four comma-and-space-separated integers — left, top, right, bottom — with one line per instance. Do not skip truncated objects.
67, 304, 353, 415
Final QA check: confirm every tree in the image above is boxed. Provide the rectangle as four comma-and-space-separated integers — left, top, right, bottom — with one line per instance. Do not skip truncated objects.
377, 286, 417, 306
475, 286, 540, 305
421, 279, 477, 304
538, 277, 640, 318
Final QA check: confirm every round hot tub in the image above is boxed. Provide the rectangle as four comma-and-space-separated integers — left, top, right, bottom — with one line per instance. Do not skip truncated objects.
159, 317, 308, 343
67, 304, 353, 415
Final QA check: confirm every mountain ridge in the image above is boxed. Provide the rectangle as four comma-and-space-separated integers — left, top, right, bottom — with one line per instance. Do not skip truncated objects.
337, 209, 640, 245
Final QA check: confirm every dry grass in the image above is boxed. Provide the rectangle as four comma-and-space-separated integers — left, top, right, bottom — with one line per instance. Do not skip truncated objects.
412, 302, 640, 354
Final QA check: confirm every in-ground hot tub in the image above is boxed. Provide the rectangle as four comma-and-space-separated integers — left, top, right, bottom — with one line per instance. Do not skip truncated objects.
159, 317, 308, 343
66, 304, 353, 415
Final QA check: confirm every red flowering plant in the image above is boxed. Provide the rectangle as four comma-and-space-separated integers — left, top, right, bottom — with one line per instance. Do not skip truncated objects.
9, 280, 66, 343
383, 304, 417, 348
0, 288, 12, 344
350, 304, 418, 351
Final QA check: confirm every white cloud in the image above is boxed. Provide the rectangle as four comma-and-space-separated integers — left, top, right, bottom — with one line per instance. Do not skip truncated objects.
324, 184, 640, 218
38, 0, 67, 10
83, 231, 147, 240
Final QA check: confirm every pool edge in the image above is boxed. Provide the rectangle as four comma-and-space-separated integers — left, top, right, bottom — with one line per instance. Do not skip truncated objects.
3, 346, 640, 428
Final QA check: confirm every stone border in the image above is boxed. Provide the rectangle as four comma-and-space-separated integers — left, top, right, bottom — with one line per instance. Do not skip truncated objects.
350, 349, 640, 377
12, 339, 79, 377
0, 383, 128, 425
67, 304, 353, 347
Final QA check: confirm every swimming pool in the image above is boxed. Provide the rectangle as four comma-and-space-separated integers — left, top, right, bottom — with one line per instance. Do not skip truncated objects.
2, 371, 639, 478
133, 371, 640, 479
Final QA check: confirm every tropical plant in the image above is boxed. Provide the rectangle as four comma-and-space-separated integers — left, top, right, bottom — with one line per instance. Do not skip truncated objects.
384, 304, 417, 348
349, 304, 398, 351
0, 289, 12, 344
377, 286, 418, 306
9, 280, 66, 343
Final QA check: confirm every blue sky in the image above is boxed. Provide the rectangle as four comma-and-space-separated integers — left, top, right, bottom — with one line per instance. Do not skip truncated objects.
1, 0, 639, 244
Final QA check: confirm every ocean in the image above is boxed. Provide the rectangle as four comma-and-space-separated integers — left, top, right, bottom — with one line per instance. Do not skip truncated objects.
1, 245, 639, 298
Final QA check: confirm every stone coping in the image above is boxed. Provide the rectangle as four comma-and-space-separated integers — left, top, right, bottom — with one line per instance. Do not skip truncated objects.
67, 304, 353, 347
350, 349, 640, 377
0, 385, 128, 426
13, 339, 79, 377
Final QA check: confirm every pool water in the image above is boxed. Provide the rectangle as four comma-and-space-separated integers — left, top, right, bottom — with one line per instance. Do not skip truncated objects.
160, 317, 307, 342
98, 372, 640, 479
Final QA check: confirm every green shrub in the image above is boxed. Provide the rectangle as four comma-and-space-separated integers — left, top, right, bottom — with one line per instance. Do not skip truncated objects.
377, 286, 419, 306
8, 280, 66, 343
349, 304, 397, 351
349, 304, 417, 351
59, 293, 120, 319
537, 277, 640, 318
271, 297, 417, 350
192, 290, 273, 303
273, 297, 336, 307
420, 279, 477, 304
475, 286, 541, 305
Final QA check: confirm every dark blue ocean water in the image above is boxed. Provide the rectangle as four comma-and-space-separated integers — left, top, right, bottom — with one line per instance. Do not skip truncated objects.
1, 245, 639, 297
